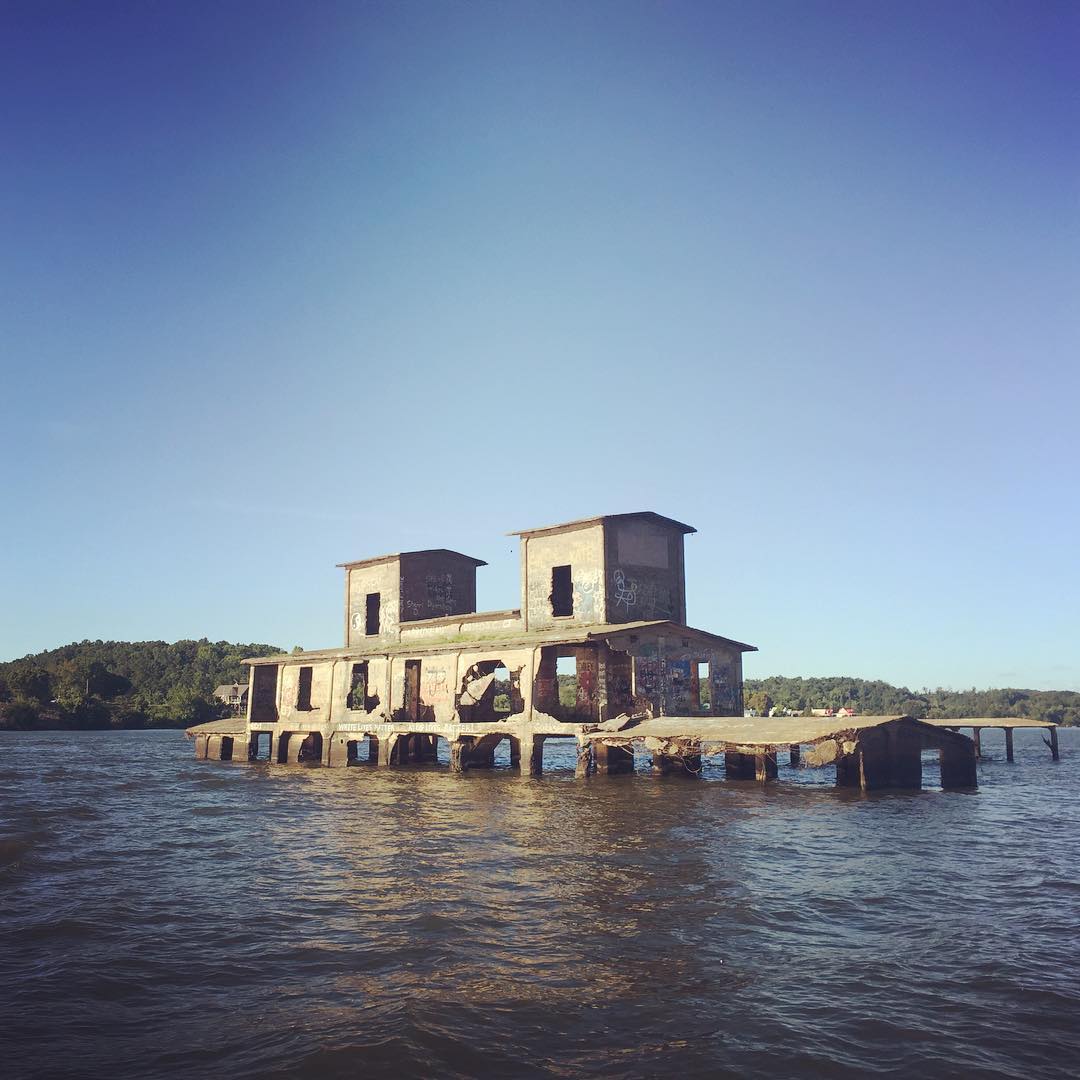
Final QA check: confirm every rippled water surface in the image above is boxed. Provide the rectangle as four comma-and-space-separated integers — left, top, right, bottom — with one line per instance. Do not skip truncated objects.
2, 728, 1079, 1079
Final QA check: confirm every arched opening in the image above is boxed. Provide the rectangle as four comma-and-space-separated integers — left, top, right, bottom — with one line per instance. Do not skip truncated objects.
298, 732, 323, 763
435, 736, 451, 765
346, 736, 379, 765
251, 731, 272, 761
541, 736, 577, 775
219, 736, 234, 762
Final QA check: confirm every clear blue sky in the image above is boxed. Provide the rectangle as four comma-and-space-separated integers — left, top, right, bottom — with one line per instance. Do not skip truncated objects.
2, 1, 1077, 691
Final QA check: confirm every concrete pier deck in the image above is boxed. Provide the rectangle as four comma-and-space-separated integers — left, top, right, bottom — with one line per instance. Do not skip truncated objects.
920, 717, 1060, 761
188, 712, 984, 791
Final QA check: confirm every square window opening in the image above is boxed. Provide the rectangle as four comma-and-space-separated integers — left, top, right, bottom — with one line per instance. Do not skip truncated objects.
551, 565, 574, 617
365, 593, 381, 636
297, 666, 313, 711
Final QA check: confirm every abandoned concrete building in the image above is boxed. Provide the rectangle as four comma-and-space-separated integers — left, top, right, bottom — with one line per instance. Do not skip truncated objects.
189, 511, 988, 791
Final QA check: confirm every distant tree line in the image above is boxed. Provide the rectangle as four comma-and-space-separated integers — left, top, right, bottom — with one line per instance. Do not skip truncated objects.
1, 642, 1075, 730
743, 676, 1080, 727
0, 640, 284, 731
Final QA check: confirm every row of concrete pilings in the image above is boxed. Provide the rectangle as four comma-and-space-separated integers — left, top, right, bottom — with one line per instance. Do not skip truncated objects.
194, 726, 981, 790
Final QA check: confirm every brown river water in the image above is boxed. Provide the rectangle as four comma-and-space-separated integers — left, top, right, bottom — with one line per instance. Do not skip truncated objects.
2, 728, 1079, 1079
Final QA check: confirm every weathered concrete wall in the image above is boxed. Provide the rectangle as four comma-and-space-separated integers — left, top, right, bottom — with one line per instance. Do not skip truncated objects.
277, 660, 335, 725
398, 551, 478, 623
399, 612, 522, 643
523, 524, 606, 630
331, 655, 390, 720
603, 518, 687, 624
605, 632, 743, 717
346, 560, 401, 647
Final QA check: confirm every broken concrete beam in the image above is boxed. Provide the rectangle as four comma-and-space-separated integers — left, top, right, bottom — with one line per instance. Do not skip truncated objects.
575, 741, 593, 778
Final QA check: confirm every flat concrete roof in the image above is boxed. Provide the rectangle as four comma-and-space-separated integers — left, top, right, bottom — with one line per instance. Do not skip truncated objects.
592, 714, 966, 748
508, 511, 696, 539
920, 716, 1057, 729
185, 717, 247, 738
243, 619, 756, 665
336, 549, 487, 570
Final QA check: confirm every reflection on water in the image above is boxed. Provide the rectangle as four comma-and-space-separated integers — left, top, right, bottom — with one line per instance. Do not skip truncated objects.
1, 728, 1078, 1079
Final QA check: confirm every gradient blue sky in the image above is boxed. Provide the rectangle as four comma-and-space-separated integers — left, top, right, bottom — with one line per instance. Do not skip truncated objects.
2, 1, 1077, 690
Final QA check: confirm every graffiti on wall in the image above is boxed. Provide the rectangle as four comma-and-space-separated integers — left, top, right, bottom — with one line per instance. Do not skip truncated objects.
425, 573, 454, 612
613, 569, 637, 611
422, 667, 449, 699
612, 569, 672, 619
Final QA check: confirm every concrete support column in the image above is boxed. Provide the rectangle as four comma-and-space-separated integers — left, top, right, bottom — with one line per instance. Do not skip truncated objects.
450, 737, 472, 773
940, 737, 978, 789
326, 735, 352, 767
594, 742, 634, 776
377, 735, 392, 767
789, 744, 801, 766
1049, 726, 1060, 762
656, 748, 702, 777
652, 752, 675, 777
519, 735, 543, 777
857, 724, 922, 791
286, 735, 305, 764
725, 751, 756, 780
682, 747, 703, 775
509, 737, 521, 770
575, 740, 594, 778
195, 734, 209, 760
835, 751, 861, 788
1004, 727, 1014, 763
972, 727, 983, 758
755, 751, 778, 782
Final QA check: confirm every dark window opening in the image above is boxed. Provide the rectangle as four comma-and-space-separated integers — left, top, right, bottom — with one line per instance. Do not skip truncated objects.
297, 666, 313, 711
551, 565, 573, 617
365, 592, 381, 636
251, 665, 279, 723
348, 662, 374, 711
404, 659, 421, 722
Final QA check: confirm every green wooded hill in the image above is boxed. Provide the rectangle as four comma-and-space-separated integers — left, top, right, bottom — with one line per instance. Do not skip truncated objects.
0, 639, 284, 730
1, 640, 1076, 730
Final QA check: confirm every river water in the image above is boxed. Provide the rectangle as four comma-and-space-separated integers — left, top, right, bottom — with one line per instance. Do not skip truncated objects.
2, 728, 1078, 1079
